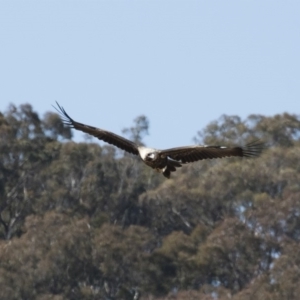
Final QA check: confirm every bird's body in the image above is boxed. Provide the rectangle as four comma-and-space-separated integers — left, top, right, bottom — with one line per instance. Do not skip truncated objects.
137, 146, 183, 177
54, 102, 264, 178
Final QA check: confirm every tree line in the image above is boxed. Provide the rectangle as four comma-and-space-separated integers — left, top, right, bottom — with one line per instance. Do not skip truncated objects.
0, 103, 300, 299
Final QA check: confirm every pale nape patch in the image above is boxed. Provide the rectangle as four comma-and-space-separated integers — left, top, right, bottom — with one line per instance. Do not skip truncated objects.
137, 146, 157, 160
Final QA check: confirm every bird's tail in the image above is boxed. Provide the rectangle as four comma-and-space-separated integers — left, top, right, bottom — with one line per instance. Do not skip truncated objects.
163, 159, 182, 178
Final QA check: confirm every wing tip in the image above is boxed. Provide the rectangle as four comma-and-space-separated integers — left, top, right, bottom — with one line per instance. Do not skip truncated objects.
52, 102, 75, 128
242, 139, 265, 157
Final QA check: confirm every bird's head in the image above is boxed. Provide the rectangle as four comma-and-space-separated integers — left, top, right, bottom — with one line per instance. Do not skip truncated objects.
146, 152, 156, 161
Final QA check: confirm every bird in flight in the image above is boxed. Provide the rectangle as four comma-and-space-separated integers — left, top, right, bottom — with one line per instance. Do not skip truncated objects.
54, 102, 264, 178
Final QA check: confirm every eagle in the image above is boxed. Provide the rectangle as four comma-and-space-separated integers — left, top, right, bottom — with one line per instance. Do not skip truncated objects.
54, 102, 264, 178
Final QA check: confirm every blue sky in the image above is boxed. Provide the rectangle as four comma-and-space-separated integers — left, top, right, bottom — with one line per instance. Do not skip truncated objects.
1, 1, 299, 149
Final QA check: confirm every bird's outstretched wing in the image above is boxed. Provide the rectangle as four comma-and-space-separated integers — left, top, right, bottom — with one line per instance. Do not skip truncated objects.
159, 140, 264, 163
54, 102, 139, 155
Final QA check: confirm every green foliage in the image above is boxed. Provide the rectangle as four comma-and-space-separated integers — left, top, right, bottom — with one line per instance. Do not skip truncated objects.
195, 113, 300, 147
122, 115, 149, 145
1, 104, 300, 299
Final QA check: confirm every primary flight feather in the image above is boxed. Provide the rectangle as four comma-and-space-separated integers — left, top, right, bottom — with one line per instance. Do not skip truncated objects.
54, 102, 264, 178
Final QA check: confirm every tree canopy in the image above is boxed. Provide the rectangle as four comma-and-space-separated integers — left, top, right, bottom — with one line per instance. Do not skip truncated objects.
0, 103, 300, 299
